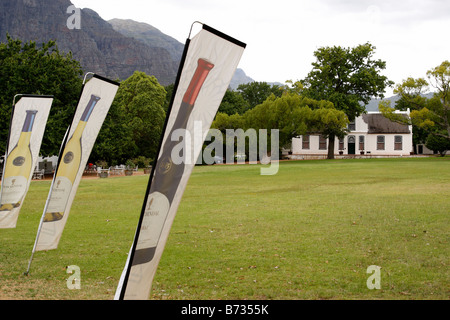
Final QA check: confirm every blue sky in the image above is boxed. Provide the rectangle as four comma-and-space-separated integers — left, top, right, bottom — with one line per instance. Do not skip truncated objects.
71, 0, 450, 96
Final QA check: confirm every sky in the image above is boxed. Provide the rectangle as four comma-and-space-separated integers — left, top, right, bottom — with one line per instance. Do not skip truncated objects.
71, 0, 450, 97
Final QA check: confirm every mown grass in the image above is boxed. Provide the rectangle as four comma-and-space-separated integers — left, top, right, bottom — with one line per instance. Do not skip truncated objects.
0, 157, 448, 300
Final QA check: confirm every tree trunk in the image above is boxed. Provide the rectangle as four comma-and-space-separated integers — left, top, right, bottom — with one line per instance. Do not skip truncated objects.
327, 133, 335, 159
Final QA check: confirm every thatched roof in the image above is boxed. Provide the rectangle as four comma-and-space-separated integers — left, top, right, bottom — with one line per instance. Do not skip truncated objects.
362, 114, 411, 134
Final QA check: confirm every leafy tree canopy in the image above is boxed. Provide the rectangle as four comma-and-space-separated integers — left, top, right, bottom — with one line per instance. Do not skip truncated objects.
217, 89, 250, 115
236, 81, 283, 110
380, 60, 450, 153
302, 42, 393, 120
301, 42, 393, 158
242, 93, 348, 148
91, 71, 166, 165
212, 93, 348, 150
0, 34, 83, 156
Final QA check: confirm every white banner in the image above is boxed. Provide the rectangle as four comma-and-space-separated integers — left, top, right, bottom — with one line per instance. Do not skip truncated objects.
115, 24, 246, 300
0, 95, 53, 228
33, 74, 119, 251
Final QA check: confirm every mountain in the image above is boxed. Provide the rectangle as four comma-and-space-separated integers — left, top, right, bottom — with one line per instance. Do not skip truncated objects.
0, 1, 254, 88
0, 0, 178, 84
108, 18, 184, 63
365, 92, 435, 112
107, 18, 254, 89
365, 96, 401, 112
228, 68, 254, 90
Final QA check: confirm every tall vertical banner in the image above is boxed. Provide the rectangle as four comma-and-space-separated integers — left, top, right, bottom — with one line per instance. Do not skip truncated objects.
0, 95, 53, 228
115, 23, 246, 300
32, 74, 119, 252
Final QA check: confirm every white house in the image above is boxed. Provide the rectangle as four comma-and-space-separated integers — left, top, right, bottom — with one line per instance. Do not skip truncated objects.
290, 110, 413, 158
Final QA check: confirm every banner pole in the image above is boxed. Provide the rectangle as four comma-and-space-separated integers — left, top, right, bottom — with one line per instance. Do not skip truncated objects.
2, 95, 21, 171
83, 72, 95, 85
25, 72, 90, 271
0, 95, 19, 203
116, 33, 193, 299
24, 125, 70, 275
24, 205, 46, 275
188, 21, 203, 38
115, 23, 246, 300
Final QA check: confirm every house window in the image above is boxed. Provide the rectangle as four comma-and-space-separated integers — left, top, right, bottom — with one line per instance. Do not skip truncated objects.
377, 135, 385, 150
395, 135, 403, 150
339, 138, 344, 150
359, 136, 365, 150
348, 122, 356, 131
302, 135, 310, 149
319, 135, 327, 150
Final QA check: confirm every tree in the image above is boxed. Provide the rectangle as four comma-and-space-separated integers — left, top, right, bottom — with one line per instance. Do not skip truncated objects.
236, 81, 283, 109
217, 89, 250, 115
211, 92, 349, 161
302, 42, 393, 158
91, 71, 166, 164
411, 61, 450, 140
211, 112, 244, 132
380, 61, 450, 153
0, 34, 83, 156
243, 93, 308, 148
242, 93, 348, 150
210, 112, 245, 162
425, 134, 450, 156
307, 106, 350, 141
163, 83, 174, 112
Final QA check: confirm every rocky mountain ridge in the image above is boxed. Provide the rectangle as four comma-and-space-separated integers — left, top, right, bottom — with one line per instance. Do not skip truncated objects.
108, 18, 254, 89
0, 0, 180, 84
0, 0, 254, 87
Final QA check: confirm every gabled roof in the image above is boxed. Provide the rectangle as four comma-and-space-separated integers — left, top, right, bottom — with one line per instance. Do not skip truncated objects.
362, 114, 411, 134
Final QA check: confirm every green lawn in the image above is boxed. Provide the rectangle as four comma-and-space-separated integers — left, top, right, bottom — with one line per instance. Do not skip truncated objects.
0, 157, 448, 300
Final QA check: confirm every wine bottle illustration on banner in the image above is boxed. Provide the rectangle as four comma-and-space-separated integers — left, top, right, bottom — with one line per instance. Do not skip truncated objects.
0, 110, 38, 211
133, 58, 214, 266
44, 94, 100, 222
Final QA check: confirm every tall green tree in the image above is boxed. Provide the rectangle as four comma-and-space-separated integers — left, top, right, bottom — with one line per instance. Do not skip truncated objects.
242, 94, 310, 148
425, 134, 450, 156
211, 92, 348, 160
380, 60, 450, 154
217, 89, 250, 115
0, 34, 83, 156
302, 42, 393, 158
242, 93, 349, 150
91, 71, 166, 165
211, 112, 244, 132
409, 61, 450, 140
236, 81, 283, 109
163, 83, 174, 112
